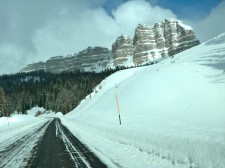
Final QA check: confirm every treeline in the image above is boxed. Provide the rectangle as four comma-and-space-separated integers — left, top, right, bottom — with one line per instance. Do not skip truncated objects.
0, 67, 124, 116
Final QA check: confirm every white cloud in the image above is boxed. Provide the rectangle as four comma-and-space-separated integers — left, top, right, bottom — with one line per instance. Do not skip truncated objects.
0, 0, 179, 74
0, 44, 33, 73
32, 0, 176, 61
32, 7, 120, 59
3, 0, 225, 74
112, 0, 176, 36
188, 1, 225, 42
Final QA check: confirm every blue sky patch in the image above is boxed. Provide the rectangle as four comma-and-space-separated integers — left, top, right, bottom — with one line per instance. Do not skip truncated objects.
102, 0, 222, 20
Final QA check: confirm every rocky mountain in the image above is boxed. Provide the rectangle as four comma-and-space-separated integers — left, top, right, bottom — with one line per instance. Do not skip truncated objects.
21, 62, 46, 72
21, 18, 200, 73
133, 18, 200, 64
44, 46, 112, 73
112, 35, 134, 66
22, 47, 112, 73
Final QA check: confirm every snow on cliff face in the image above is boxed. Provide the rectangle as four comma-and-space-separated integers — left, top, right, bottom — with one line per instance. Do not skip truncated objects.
133, 18, 200, 65
112, 34, 134, 66
62, 33, 225, 168
111, 18, 200, 67
44, 47, 112, 73
21, 19, 200, 73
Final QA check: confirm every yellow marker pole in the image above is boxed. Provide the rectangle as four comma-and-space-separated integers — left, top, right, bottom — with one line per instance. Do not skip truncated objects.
115, 93, 121, 125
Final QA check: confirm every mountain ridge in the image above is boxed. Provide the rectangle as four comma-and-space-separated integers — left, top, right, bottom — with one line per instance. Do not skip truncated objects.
21, 18, 200, 73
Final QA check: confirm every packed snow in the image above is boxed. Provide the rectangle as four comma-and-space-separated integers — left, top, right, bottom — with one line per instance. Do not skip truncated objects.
61, 33, 225, 168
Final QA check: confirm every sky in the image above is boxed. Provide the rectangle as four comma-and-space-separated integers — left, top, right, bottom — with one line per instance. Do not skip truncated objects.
0, 0, 225, 74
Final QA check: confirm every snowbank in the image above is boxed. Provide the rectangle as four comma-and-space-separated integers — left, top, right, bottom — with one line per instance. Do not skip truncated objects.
27, 107, 46, 117
27, 107, 63, 118
0, 107, 62, 134
0, 114, 39, 132
61, 33, 225, 168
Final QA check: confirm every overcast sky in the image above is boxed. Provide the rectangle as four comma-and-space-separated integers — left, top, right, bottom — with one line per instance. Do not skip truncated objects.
0, 0, 225, 74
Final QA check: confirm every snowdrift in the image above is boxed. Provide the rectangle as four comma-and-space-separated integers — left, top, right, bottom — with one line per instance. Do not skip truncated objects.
62, 33, 225, 168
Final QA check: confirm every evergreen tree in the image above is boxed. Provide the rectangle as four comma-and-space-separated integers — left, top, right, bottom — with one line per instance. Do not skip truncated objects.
21, 96, 26, 114
0, 86, 6, 117
0, 69, 119, 114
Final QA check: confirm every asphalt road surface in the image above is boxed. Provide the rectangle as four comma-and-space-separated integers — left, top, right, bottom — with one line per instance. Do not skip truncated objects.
0, 121, 50, 168
26, 118, 107, 168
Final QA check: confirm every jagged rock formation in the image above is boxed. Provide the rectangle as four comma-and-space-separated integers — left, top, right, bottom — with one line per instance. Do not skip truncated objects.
133, 18, 200, 64
112, 35, 134, 66
21, 18, 200, 73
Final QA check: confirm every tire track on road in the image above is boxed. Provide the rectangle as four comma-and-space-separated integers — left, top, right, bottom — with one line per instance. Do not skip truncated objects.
0, 120, 51, 168
27, 118, 107, 168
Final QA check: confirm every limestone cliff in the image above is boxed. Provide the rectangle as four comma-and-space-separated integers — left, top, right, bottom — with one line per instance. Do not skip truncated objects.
21, 18, 200, 73
112, 35, 134, 66
22, 47, 112, 73
133, 18, 200, 64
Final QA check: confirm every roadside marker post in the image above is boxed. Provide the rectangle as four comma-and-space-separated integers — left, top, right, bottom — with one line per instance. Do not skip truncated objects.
115, 93, 121, 125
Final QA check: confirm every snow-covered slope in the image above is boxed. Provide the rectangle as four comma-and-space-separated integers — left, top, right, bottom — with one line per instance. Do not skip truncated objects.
61, 33, 225, 168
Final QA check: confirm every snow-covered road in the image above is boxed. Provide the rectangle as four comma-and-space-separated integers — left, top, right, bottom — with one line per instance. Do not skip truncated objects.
27, 118, 107, 168
0, 118, 50, 168
0, 108, 110, 168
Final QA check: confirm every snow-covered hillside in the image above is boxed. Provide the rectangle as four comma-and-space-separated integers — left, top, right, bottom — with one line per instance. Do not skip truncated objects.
61, 33, 225, 168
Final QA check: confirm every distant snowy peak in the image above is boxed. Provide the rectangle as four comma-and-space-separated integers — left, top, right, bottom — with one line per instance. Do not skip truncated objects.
21, 18, 200, 73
